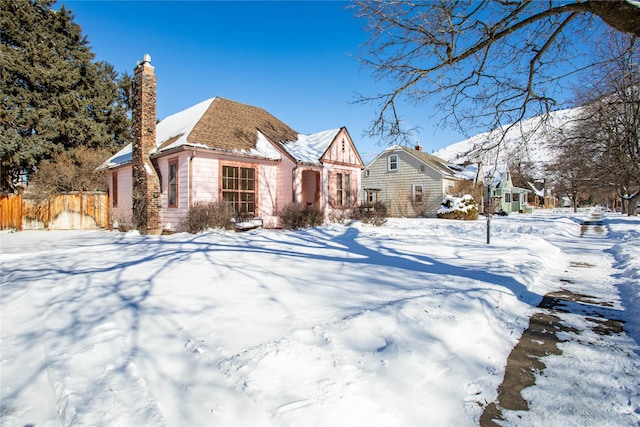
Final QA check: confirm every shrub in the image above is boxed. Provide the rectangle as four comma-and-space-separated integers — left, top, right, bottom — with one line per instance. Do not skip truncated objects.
279, 203, 325, 229
328, 207, 356, 224
181, 201, 235, 233
437, 194, 479, 220
355, 202, 388, 226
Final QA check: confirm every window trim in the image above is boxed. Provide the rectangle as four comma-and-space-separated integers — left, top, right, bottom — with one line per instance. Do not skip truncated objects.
111, 172, 118, 207
221, 164, 257, 215
168, 159, 178, 208
388, 154, 398, 171
412, 184, 423, 203
344, 173, 351, 206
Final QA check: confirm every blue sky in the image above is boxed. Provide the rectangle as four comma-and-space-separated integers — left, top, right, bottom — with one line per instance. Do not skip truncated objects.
60, 0, 469, 162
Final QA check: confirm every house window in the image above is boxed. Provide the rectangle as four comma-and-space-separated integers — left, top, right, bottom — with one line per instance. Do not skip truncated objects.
504, 192, 512, 203
335, 172, 351, 206
168, 159, 178, 208
413, 184, 423, 203
222, 165, 255, 214
345, 174, 351, 205
112, 172, 118, 207
365, 169, 370, 177
388, 154, 398, 171
420, 165, 425, 172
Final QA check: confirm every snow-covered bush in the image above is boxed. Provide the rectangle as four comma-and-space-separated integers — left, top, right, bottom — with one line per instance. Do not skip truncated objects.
437, 194, 479, 220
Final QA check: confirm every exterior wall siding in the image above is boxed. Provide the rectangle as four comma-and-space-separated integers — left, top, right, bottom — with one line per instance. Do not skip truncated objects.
157, 153, 191, 230
109, 166, 133, 227
191, 155, 219, 203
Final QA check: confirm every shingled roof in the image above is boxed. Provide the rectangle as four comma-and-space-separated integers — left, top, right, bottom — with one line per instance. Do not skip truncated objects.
156, 97, 299, 153
187, 97, 298, 150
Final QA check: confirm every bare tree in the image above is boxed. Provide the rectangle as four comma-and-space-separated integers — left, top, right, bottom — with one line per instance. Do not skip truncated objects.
574, 33, 640, 215
352, 0, 640, 146
546, 123, 598, 212
547, 31, 639, 215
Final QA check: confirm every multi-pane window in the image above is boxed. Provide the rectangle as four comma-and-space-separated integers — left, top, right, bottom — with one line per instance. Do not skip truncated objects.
413, 184, 423, 203
222, 165, 255, 214
345, 174, 351, 206
388, 154, 398, 171
168, 160, 178, 207
504, 192, 512, 203
335, 172, 351, 207
112, 173, 118, 207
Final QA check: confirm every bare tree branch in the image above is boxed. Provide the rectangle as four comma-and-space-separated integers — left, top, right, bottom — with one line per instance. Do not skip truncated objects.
352, 0, 640, 148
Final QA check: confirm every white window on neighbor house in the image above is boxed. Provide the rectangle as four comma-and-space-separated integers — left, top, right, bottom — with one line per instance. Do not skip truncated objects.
504, 192, 512, 203
388, 154, 398, 171
412, 184, 423, 203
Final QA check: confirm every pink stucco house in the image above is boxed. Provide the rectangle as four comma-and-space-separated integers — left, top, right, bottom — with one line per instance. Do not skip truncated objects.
100, 56, 364, 232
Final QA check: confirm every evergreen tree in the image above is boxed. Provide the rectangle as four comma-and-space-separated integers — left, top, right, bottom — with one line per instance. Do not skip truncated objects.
0, 0, 130, 192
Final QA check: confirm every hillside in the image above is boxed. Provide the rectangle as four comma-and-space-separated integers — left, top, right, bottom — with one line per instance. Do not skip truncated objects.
433, 108, 581, 176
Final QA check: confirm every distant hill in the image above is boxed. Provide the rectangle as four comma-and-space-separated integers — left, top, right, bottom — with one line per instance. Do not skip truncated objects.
433, 107, 581, 177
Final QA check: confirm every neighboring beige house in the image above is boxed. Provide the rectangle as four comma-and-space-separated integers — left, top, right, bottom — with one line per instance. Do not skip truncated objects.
361, 145, 481, 217
100, 56, 364, 232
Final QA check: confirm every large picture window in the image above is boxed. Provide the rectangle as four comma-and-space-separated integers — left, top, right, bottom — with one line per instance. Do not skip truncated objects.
222, 165, 255, 214
168, 160, 178, 208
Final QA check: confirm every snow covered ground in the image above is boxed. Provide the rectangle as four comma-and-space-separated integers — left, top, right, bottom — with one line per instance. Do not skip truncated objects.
1, 209, 639, 426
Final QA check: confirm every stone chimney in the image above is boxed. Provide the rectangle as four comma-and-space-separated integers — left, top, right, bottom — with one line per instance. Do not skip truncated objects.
131, 54, 162, 234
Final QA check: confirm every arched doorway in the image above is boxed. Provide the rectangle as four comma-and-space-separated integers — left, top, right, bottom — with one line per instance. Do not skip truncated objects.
300, 169, 320, 209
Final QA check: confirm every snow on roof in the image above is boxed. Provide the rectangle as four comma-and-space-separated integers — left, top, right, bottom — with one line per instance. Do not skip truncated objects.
100, 98, 340, 169
527, 181, 545, 197
98, 98, 215, 169
282, 128, 340, 164
154, 98, 215, 152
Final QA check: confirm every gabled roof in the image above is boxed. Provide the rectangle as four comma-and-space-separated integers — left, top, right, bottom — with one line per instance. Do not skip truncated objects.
280, 128, 342, 164
371, 145, 459, 178
100, 97, 347, 169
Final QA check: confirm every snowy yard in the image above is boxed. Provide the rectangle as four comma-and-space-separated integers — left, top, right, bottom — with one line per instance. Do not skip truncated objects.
1, 209, 639, 426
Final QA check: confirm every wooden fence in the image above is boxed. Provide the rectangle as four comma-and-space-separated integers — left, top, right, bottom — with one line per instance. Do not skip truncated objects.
0, 192, 109, 230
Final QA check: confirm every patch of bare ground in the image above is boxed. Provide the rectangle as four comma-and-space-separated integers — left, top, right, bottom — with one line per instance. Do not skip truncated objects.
480, 289, 624, 426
